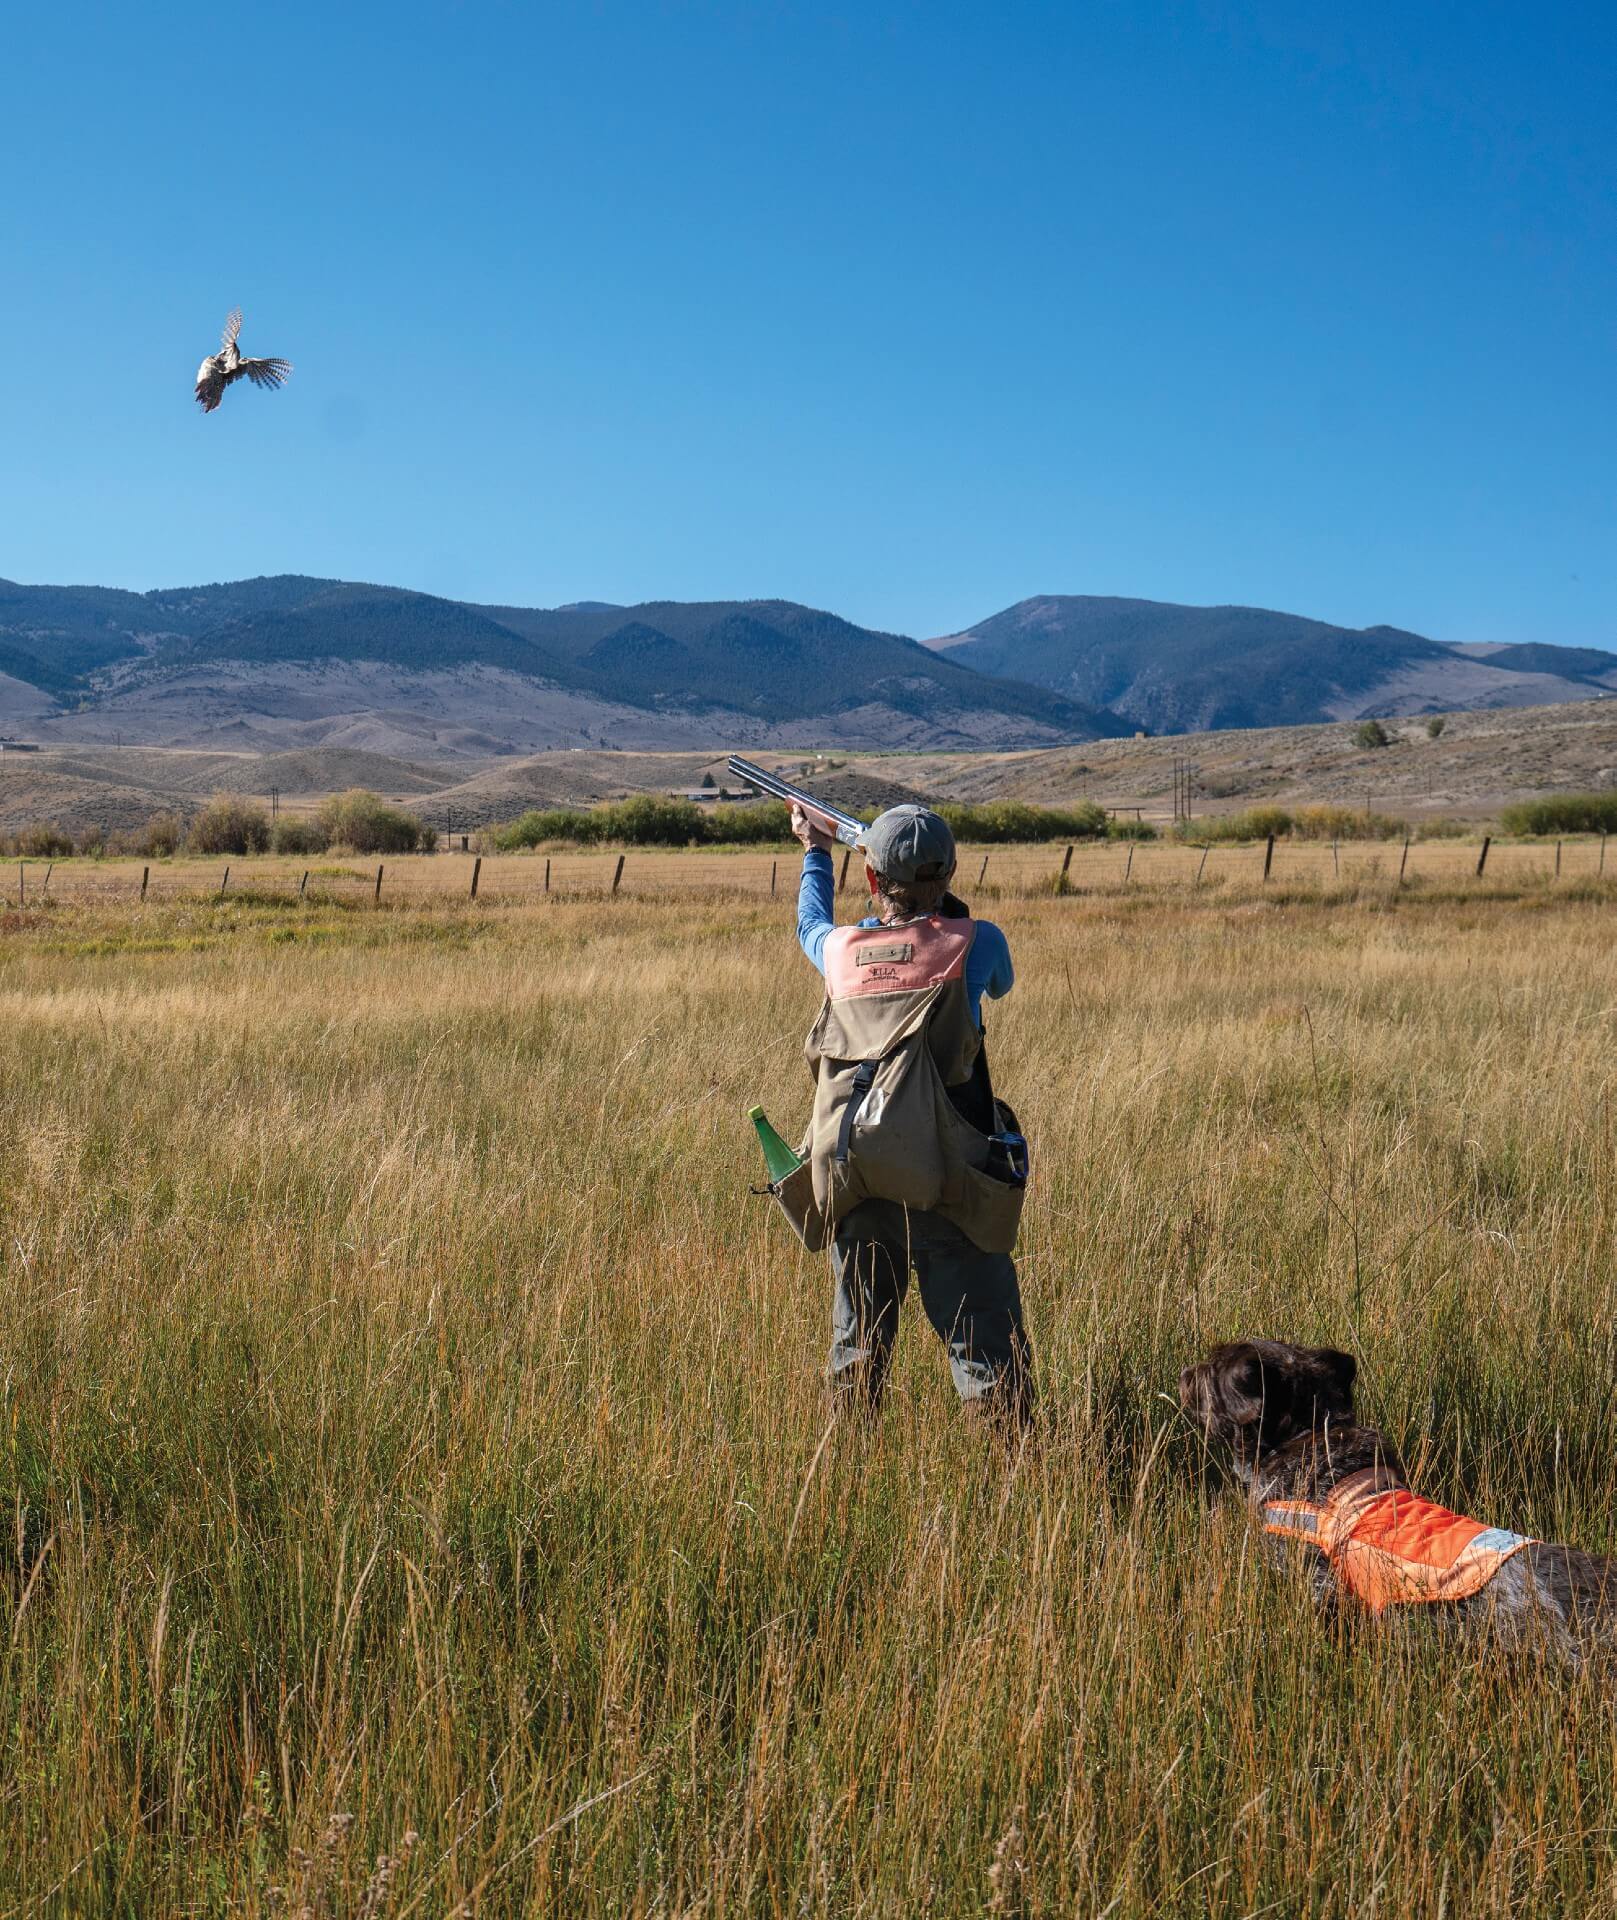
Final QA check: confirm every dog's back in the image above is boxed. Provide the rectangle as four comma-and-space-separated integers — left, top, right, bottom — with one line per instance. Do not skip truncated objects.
1180, 1339, 1617, 1660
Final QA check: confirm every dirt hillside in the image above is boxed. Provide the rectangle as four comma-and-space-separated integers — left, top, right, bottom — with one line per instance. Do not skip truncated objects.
5, 695, 1615, 837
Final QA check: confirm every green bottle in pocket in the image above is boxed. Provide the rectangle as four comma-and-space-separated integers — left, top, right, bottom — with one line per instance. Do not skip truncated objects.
748, 1106, 802, 1184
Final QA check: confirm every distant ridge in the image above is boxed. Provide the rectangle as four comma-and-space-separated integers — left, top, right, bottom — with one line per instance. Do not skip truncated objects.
929, 595, 1617, 733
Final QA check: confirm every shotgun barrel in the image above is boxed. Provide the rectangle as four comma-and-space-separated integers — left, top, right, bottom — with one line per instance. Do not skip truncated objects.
726, 755, 869, 851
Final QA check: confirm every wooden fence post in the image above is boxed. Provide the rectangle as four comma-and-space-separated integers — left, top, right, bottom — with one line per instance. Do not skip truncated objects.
1196, 845, 1210, 885
1555, 840, 1563, 878
837, 850, 850, 895
612, 854, 625, 895
977, 853, 989, 886
1399, 837, 1410, 885
1263, 835, 1275, 880
1332, 839, 1339, 878
1475, 836, 1491, 878
470, 856, 481, 900
299, 869, 309, 898
1061, 844, 1074, 878
1601, 833, 1608, 875
41, 862, 52, 897
141, 865, 150, 901
374, 864, 384, 903
770, 859, 777, 898
544, 857, 551, 894
1123, 843, 1134, 884
219, 865, 230, 897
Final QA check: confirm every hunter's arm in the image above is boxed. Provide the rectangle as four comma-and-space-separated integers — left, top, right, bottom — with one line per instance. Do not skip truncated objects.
797, 848, 836, 973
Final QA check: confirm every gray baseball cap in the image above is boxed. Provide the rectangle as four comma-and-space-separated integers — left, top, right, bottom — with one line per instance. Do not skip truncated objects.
863, 804, 957, 883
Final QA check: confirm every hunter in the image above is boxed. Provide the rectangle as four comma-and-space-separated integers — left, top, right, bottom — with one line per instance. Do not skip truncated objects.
790, 801, 1034, 1427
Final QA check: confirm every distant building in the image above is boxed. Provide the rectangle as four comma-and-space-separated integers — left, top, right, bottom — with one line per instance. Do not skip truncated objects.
0, 740, 40, 752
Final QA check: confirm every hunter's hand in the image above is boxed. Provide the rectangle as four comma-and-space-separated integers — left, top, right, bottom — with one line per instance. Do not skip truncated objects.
790, 803, 837, 854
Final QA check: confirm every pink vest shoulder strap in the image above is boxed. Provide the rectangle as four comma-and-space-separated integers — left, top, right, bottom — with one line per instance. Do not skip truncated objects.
824, 917, 976, 1000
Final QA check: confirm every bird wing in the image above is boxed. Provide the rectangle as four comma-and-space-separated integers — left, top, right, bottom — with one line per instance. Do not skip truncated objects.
195, 361, 226, 411
221, 308, 243, 351
241, 357, 292, 391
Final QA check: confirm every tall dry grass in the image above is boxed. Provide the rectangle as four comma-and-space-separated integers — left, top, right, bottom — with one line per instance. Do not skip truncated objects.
2, 861, 1617, 1914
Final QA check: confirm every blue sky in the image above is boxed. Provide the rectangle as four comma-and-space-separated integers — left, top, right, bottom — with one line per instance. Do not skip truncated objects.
3, 1, 1612, 645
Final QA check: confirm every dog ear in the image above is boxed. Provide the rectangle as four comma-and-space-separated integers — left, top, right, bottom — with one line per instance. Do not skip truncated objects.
1315, 1348, 1357, 1398
1216, 1346, 1273, 1434
1231, 1351, 1265, 1395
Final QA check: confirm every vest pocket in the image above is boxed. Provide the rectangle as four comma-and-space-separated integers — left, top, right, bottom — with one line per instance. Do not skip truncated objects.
769, 1160, 831, 1253
948, 1159, 1026, 1254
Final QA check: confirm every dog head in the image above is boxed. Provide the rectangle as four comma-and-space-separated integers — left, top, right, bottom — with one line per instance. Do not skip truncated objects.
1179, 1339, 1358, 1462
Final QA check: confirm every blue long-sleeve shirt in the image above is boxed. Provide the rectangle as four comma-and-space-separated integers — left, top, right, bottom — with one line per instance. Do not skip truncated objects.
796, 848, 1013, 1026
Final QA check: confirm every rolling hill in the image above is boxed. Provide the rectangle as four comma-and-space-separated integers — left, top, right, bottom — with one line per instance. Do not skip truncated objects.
9, 694, 1617, 842
928, 596, 1617, 734
0, 576, 1123, 755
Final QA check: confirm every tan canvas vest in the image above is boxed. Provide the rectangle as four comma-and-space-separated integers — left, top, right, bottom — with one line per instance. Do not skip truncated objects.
768, 915, 1025, 1254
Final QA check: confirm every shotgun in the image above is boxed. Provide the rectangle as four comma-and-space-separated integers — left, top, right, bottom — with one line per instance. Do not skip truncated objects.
726, 755, 869, 851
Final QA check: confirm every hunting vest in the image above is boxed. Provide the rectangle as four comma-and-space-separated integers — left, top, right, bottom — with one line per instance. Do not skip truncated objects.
1264, 1469, 1533, 1613
766, 914, 1024, 1255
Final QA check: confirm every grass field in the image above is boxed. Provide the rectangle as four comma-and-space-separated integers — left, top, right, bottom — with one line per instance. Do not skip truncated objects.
4, 853, 1617, 1914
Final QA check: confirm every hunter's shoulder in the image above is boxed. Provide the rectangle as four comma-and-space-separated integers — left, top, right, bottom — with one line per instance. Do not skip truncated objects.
968, 918, 1014, 995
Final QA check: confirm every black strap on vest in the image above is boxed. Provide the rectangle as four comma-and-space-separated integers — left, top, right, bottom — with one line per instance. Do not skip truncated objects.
835, 1060, 880, 1164
947, 1037, 997, 1136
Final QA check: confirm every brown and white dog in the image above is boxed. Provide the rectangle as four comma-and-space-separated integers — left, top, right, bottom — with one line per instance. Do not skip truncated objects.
1180, 1339, 1617, 1659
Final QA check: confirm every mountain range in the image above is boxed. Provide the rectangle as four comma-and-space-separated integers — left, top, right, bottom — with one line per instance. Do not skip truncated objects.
0, 575, 1611, 757
928, 597, 1617, 735
0, 576, 1116, 756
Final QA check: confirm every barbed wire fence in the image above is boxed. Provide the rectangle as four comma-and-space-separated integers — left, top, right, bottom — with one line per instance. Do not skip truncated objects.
5, 831, 1612, 912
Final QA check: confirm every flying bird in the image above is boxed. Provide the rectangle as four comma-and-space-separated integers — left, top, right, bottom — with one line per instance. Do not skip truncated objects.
194, 309, 292, 413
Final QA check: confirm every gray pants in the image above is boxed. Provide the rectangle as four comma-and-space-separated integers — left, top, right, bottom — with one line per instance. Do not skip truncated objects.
830, 1199, 1033, 1424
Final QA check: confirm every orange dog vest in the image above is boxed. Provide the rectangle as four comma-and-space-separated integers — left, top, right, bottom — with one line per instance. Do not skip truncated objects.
1263, 1469, 1532, 1613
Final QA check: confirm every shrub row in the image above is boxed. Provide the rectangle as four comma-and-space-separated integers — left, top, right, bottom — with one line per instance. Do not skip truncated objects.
2, 821, 76, 858
1177, 805, 1412, 844
490, 797, 790, 850
488, 795, 1130, 851
187, 788, 429, 855
1, 789, 428, 860
1500, 793, 1617, 836
18, 786, 1612, 864
934, 801, 1114, 843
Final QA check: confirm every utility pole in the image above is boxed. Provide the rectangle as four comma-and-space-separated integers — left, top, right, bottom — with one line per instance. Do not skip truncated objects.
1170, 755, 1197, 824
